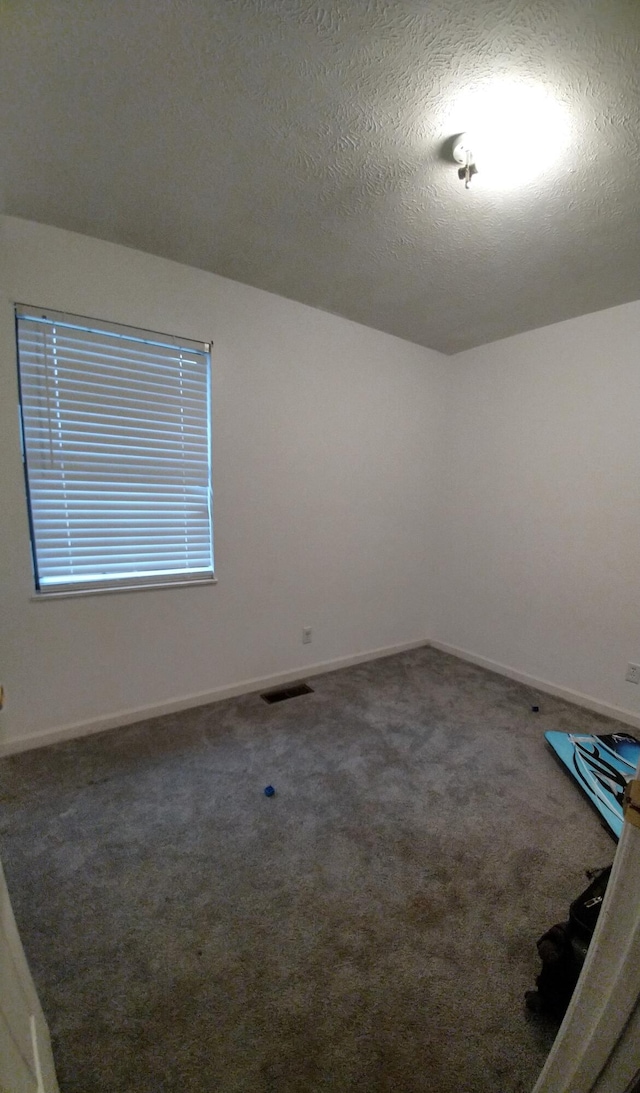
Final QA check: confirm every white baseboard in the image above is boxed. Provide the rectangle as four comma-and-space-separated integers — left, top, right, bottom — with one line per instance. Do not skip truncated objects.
6, 637, 637, 758
0, 638, 430, 757
428, 640, 640, 731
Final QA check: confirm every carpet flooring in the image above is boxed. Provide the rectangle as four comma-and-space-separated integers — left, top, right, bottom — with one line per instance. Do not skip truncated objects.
0, 646, 617, 1092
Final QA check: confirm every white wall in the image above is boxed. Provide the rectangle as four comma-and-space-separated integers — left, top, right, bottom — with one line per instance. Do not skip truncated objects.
3, 216, 640, 752
435, 300, 640, 724
0, 217, 447, 751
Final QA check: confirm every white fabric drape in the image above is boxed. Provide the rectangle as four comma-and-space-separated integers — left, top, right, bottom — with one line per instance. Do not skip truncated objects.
532, 760, 640, 1093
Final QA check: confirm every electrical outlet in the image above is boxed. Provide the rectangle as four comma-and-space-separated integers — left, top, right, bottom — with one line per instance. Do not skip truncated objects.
302, 627, 312, 645
625, 663, 640, 684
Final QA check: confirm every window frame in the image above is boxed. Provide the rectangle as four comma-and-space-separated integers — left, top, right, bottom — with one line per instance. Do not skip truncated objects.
15, 304, 216, 598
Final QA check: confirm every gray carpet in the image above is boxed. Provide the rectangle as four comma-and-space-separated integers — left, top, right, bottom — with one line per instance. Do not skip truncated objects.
0, 646, 616, 1092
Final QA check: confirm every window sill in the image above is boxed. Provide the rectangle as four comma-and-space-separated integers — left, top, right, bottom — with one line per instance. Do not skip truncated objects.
30, 576, 218, 601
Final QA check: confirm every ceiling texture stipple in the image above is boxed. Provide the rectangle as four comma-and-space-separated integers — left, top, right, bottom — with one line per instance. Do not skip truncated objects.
1, 0, 639, 353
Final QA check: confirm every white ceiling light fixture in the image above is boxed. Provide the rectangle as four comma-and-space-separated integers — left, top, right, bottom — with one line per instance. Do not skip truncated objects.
452, 133, 478, 188
449, 77, 572, 191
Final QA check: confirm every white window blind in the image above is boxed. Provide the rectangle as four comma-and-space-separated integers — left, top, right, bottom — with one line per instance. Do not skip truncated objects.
15, 305, 214, 594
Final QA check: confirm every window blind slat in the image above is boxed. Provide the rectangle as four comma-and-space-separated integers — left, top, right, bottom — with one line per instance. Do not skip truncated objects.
32, 554, 213, 574
19, 406, 208, 432
17, 306, 214, 594
22, 429, 209, 453
17, 346, 206, 380
19, 372, 207, 402
37, 550, 212, 562
24, 449, 208, 467
38, 570, 212, 588
19, 335, 204, 364
31, 499, 208, 507
18, 359, 207, 393
17, 325, 207, 359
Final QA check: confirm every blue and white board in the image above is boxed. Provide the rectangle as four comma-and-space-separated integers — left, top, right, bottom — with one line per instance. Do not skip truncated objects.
545, 731, 640, 840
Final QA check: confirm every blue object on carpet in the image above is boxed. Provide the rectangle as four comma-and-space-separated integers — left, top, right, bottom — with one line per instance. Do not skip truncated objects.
545, 730, 640, 840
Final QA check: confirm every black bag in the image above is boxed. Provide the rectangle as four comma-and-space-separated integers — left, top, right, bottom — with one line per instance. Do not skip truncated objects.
525, 866, 611, 1020
569, 865, 611, 939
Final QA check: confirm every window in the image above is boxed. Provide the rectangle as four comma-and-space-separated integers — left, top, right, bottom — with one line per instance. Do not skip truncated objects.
15, 305, 214, 595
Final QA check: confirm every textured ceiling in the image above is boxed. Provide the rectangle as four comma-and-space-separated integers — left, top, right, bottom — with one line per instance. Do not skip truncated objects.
2, 0, 639, 353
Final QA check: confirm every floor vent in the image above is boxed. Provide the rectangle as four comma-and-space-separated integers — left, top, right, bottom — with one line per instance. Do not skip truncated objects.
261, 682, 314, 704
